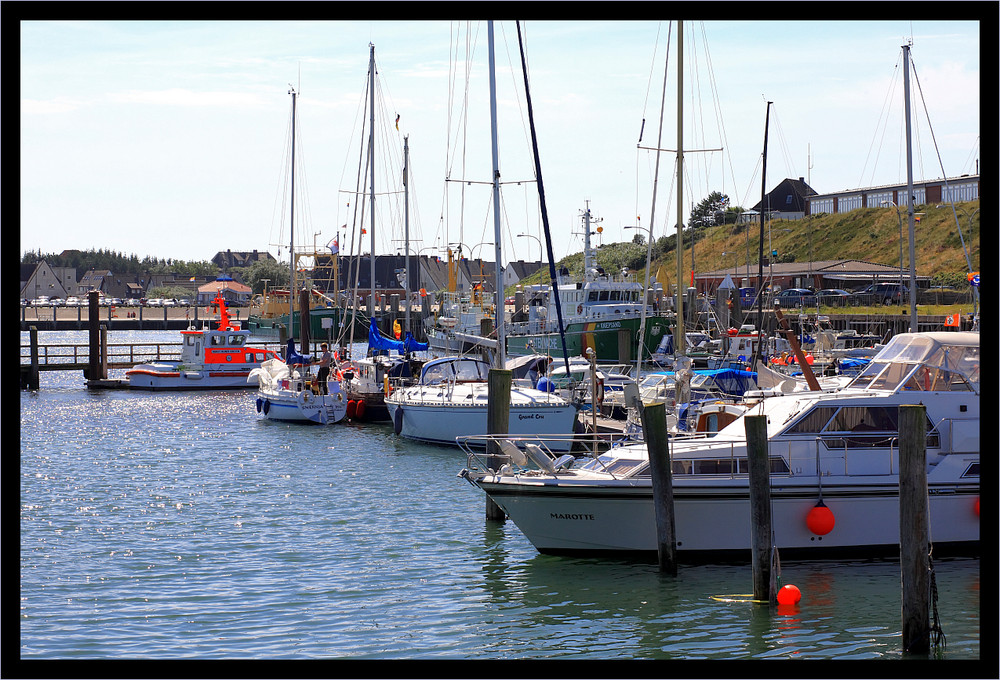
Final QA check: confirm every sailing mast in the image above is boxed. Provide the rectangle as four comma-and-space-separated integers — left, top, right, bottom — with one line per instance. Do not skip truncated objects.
674, 21, 685, 358
754, 100, 772, 368
514, 20, 572, 375
902, 42, 918, 331
636, 22, 671, 377
403, 135, 412, 337
487, 22, 506, 368
368, 43, 377, 323
288, 87, 297, 337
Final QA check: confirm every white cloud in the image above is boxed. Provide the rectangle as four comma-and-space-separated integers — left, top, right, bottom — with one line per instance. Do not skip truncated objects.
108, 88, 270, 108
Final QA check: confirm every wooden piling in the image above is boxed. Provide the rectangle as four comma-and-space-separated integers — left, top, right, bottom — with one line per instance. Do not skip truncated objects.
88, 291, 100, 381
745, 414, 773, 603
100, 325, 109, 379
485, 368, 512, 522
643, 401, 677, 574
27, 326, 40, 390
899, 403, 930, 654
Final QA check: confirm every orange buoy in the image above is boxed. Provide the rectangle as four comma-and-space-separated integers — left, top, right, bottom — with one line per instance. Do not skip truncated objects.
355, 399, 366, 420
777, 584, 802, 605
974, 497, 979, 517
346, 400, 357, 419
805, 353, 814, 365
806, 500, 835, 536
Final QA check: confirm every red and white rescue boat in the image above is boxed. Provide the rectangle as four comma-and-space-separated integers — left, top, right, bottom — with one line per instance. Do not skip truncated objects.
126, 295, 280, 390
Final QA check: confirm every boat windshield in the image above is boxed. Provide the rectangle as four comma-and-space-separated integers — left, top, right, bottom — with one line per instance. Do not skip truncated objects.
420, 358, 489, 384
847, 333, 979, 392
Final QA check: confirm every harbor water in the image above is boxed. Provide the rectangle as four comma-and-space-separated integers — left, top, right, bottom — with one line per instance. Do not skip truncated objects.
19, 330, 981, 665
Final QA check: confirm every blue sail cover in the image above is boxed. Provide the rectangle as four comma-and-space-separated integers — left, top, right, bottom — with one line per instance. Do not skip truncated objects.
285, 338, 311, 365
368, 317, 428, 355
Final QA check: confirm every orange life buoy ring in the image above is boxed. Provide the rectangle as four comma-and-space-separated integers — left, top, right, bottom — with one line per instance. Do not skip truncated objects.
596, 378, 605, 407
577, 304, 583, 315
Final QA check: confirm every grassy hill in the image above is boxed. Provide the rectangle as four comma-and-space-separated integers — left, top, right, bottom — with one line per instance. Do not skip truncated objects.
520, 199, 980, 292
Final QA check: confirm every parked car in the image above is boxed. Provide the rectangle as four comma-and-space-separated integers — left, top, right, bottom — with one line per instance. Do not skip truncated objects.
774, 288, 817, 308
65, 296, 81, 306
816, 288, 853, 307
146, 298, 163, 307
852, 283, 908, 306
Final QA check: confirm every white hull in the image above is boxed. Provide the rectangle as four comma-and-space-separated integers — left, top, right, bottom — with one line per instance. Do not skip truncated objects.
386, 384, 578, 451
256, 388, 347, 424
127, 363, 259, 390
480, 475, 979, 557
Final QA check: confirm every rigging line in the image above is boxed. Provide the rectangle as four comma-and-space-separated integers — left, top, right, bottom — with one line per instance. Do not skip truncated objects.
637, 20, 671, 377
640, 22, 665, 129
769, 106, 797, 182
858, 52, 902, 189
700, 21, 738, 200
497, 21, 535, 170
909, 57, 976, 275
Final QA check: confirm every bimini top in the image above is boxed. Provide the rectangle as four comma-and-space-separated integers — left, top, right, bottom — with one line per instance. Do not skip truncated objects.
846, 331, 979, 393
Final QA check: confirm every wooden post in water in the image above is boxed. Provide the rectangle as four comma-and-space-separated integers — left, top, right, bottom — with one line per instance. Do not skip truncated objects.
27, 326, 40, 390
643, 401, 677, 574
100, 325, 109, 379
745, 414, 773, 603
899, 403, 930, 654
88, 291, 101, 381
485, 368, 512, 522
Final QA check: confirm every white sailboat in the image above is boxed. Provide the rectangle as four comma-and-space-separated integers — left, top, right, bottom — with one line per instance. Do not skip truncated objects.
251, 87, 347, 425
385, 21, 578, 449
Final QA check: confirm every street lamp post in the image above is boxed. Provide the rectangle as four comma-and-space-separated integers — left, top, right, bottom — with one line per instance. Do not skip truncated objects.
517, 233, 541, 263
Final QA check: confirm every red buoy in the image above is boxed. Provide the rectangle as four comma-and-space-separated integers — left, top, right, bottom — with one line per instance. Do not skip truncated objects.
346, 400, 357, 419
975, 497, 979, 517
806, 500, 835, 536
777, 584, 802, 605
355, 399, 366, 420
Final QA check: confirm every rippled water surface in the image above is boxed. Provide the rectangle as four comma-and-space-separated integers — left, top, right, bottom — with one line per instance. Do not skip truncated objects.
20, 331, 981, 664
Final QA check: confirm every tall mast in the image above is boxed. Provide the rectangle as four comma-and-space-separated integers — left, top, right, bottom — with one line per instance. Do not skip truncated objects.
288, 87, 297, 332
488, 21, 505, 367
674, 20, 685, 357
903, 43, 917, 331
756, 100, 772, 357
368, 43, 377, 318
403, 135, 412, 335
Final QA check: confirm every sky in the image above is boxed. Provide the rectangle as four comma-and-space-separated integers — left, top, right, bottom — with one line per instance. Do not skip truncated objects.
18, 10, 983, 268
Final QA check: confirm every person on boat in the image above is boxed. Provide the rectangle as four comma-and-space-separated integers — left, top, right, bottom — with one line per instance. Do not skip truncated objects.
317, 343, 332, 395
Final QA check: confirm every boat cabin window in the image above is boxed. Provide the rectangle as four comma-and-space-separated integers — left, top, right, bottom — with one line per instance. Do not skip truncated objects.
211, 335, 223, 346
588, 291, 598, 302
228, 335, 245, 346
186, 336, 197, 346
669, 456, 790, 476
421, 359, 488, 384
610, 290, 621, 301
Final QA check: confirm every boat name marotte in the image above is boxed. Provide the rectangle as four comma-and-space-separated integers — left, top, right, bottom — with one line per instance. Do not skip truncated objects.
551, 512, 595, 520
